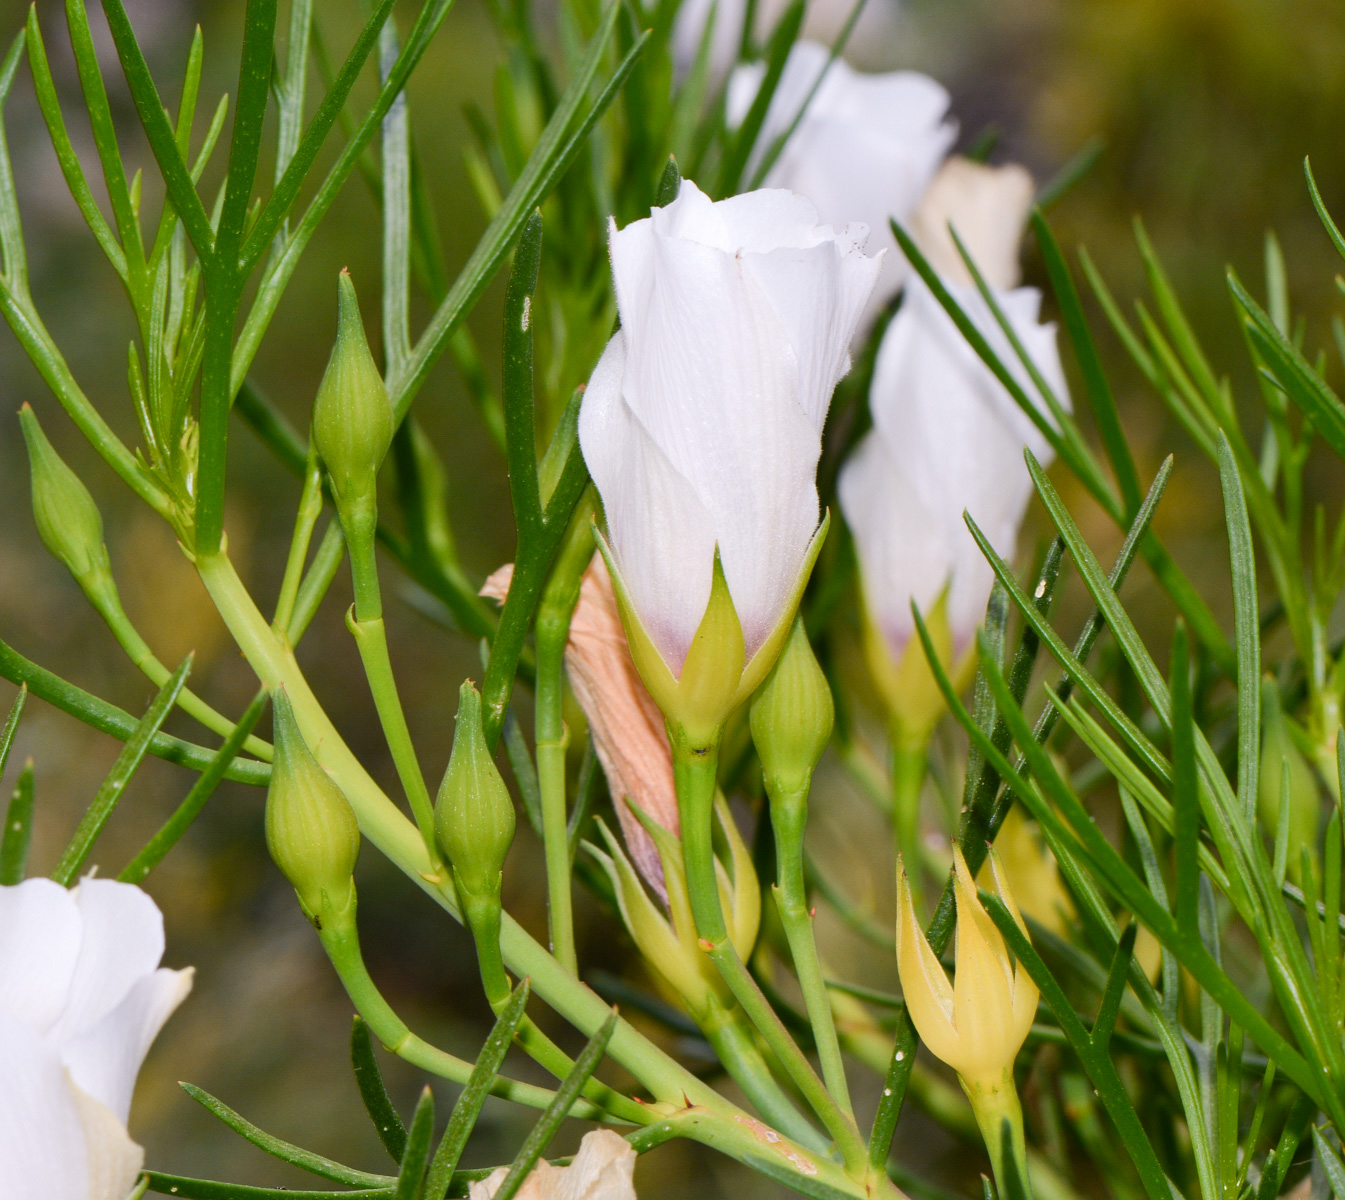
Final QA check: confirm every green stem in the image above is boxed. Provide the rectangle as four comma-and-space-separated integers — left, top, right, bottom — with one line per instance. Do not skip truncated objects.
92, 581, 272, 761
700, 1000, 828, 1153
892, 736, 927, 866
535, 644, 576, 972
532, 500, 593, 974
963, 1069, 1032, 1200
462, 889, 649, 1125
316, 893, 607, 1119
769, 782, 853, 1118
193, 550, 886, 1198
672, 729, 868, 1175
272, 446, 324, 637
345, 525, 437, 860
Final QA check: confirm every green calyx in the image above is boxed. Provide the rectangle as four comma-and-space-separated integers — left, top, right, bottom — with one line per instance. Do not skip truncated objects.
312, 270, 394, 541
266, 690, 362, 924
750, 615, 834, 799
19, 405, 114, 598
596, 514, 830, 750
436, 681, 516, 904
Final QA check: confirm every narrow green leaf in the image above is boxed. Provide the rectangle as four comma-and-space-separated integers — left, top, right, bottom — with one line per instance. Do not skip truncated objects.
0, 683, 26, 780
119, 688, 270, 884
1133, 217, 1225, 413
718, 0, 804, 195
98, 0, 214, 259
243, 0, 399, 271
143, 1178, 397, 1199
502, 710, 543, 836
1035, 137, 1103, 212
1230, 270, 1345, 461
486, 1015, 617, 1200
52, 656, 193, 885
388, 1, 638, 421
353, 1015, 409, 1163
1091, 922, 1139, 1052
181, 1082, 392, 1187
503, 210, 544, 536
0, 762, 35, 885
0, 28, 31, 289
64, 0, 144, 271
1314, 1128, 1345, 1200
274, 0, 315, 186
1171, 624, 1200, 929
1032, 208, 1141, 514
1255, 1094, 1314, 1200
426, 981, 532, 1193
866, 1006, 916, 1168
216, 0, 279, 261
396, 1088, 436, 1200
25, 11, 127, 278
1305, 157, 1345, 267
1216, 431, 1261, 822
380, 18, 412, 378
0, 635, 268, 786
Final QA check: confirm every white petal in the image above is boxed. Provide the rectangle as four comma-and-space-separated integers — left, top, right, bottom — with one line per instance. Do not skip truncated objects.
556, 1129, 638, 1200
732, 43, 956, 325
838, 431, 952, 659
579, 331, 716, 672
909, 157, 1036, 291
610, 210, 820, 659
70, 1081, 144, 1200
61, 966, 193, 1123
52, 878, 167, 1043
0, 1010, 90, 1200
0, 878, 82, 1034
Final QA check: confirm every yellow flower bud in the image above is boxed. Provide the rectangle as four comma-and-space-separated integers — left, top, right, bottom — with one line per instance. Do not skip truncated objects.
750, 615, 834, 798
896, 844, 1037, 1090
312, 271, 394, 541
435, 681, 516, 904
266, 691, 361, 924
19, 405, 114, 600
588, 796, 759, 1022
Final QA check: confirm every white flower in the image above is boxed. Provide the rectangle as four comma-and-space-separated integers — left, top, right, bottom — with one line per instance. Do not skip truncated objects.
469, 1129, 637, 1200
579, 178, 881, 680
838, 272, 1067, 663
0, 877, 193, 1200
727, 40, 955, 329
671, 0, 903, 86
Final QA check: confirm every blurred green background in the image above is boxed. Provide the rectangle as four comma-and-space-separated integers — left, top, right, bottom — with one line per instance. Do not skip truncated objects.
1, 0, 1345, 1194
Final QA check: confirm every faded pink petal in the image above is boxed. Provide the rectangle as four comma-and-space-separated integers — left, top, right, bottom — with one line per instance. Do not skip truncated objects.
481, 561, 679, 900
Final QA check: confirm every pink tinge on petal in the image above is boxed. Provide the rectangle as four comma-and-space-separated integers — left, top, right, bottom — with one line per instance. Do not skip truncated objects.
481, 560, 680, 902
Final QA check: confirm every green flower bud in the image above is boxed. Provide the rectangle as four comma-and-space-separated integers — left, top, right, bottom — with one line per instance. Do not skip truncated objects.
750, 615, 833, 797
436, 682, 516, 903
312, 271, 394, 540
1258, 679, 1319, 883
19, 405, 113, 595
266, 690, 361, 924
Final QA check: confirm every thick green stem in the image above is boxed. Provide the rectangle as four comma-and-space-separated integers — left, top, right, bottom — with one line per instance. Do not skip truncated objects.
964, 1068, 1032, 1200
770, 781, 852, 1118
316, 892, 604, 1119
700, 1000, 828, 1153
672, 729, 868, 1175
